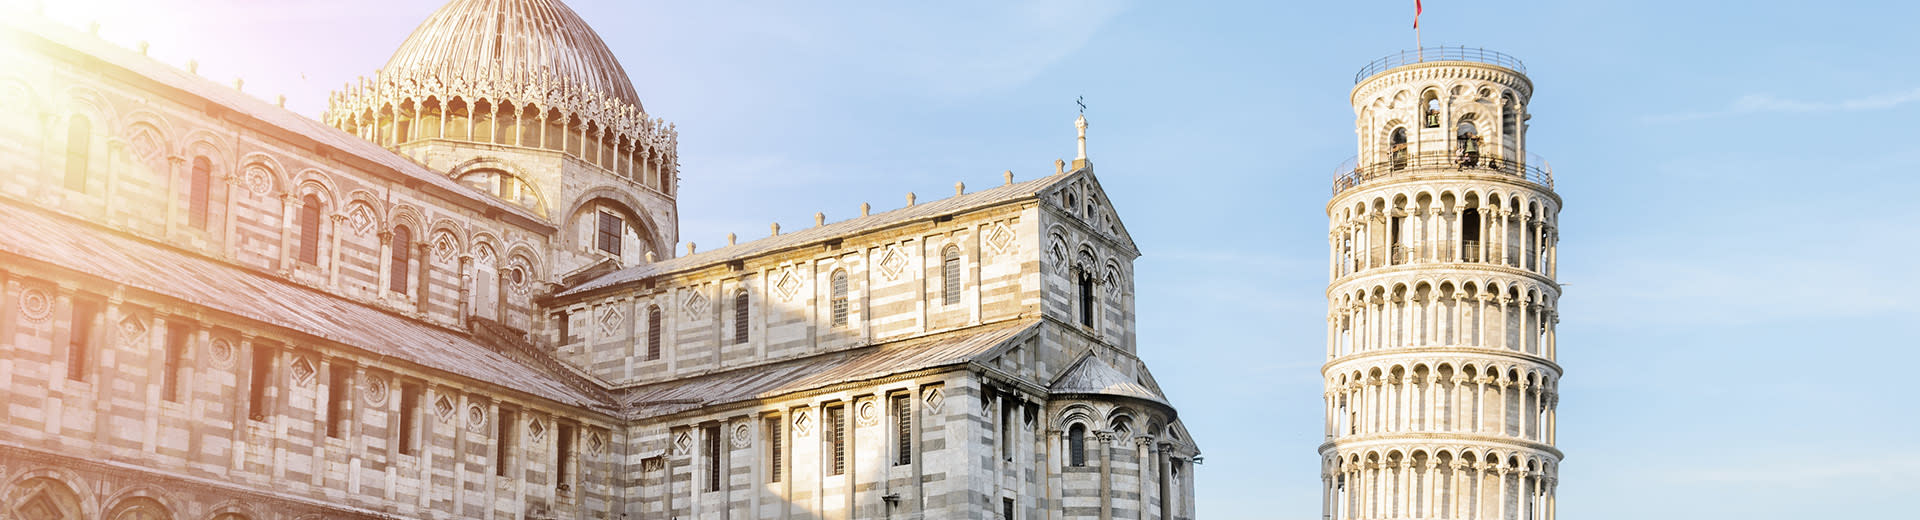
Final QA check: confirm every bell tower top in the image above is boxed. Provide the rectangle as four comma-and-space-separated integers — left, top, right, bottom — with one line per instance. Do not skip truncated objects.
1340, 46, 1548, 196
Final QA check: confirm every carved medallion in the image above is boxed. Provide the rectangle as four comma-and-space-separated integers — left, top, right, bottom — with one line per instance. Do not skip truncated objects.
855, 400, 879, 427
731, 423, 751, 449
242, 165, 273, 196
208, 339, 235, 369
362, 376, 389, 407
467, 404, 487, 430
17, 287, 51, 323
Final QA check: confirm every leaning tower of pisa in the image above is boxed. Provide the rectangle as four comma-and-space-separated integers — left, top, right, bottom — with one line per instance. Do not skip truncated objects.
1321, 47, 1561, 520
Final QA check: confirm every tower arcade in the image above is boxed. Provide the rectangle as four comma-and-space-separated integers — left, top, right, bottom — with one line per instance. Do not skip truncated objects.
1321, 47, 1563, 520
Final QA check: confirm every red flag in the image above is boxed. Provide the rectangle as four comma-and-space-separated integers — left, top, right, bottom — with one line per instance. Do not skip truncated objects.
1415, 0, 1423, 29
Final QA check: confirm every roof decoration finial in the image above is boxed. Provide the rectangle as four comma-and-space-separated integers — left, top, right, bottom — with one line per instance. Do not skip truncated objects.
1075, 111, 1089, 161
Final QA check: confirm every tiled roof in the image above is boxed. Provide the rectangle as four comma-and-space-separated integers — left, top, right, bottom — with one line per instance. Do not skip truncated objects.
556, 172, 1079, 299
5, 12, 552, 230
618, 319, 1040, 419
0, 201, 606, 409
1048, 352, 1171, 409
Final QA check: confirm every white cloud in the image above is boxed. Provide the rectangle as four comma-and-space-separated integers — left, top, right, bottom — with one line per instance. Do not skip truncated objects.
1646, 87, 1920, 122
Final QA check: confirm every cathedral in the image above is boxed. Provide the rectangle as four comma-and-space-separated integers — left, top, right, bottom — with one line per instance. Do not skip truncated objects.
0, 1, 1199, 519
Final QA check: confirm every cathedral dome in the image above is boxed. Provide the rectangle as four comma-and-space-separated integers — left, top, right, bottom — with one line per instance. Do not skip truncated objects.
326, 0, 681, 198
384, 0, 643, 111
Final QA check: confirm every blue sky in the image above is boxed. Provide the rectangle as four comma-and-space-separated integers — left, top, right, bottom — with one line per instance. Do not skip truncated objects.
39, 0, 1920, 517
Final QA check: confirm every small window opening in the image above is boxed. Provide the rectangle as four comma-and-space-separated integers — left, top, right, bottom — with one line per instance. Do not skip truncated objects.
733, 290, 750, 344
703, 423, 721, 492
389, 227, 412, 293
161, 322, 188, 402
1077, 270, 1095, 327
325, 365, 349, 438
557, 423, 576, 493
1068, 423, 1087, 467
496, 409, 517, 477
765, 416, 784, 482
67, 299, 99, 381
247, 345, 273, 421
830, 270, 849, 326
826, 403, 846, 476
64, 115, 90, 191
892, 393, 912, 466
942, 246, 962, 305
397, 383, 419, 455
188, 157, 212, 229
646, 306, 663, 360
298, 195, 323, 265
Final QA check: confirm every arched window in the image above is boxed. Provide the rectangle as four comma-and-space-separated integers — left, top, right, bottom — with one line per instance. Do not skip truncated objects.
1501, 94, 1518, 136
941, 246, 962, 305
1068, 423, 1087, 467
390, 226, 412, 293
189, 157, 212, 229
733, 290, 750, 344
1389, 127, 1410, 169
646, 305, 663, 360
1077, 269, 1095, 327
1457, 119, 1481, 167
1462, 207, 1482, 262
9, 477, 84, 518
830, 269, 849, 326
297, 195, 323, 265
1421, 89, 1441, 128
106, 496, 173, 520
64, 115, 91, 190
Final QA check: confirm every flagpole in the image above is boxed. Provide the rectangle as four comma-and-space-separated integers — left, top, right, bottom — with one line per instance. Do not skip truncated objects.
1415, 0, 1422, 61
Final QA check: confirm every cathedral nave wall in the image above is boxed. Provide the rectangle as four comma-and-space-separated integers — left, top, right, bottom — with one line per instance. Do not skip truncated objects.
0, 33, 559, 335
0, 261, 622, 519
556, 201, 1040, 386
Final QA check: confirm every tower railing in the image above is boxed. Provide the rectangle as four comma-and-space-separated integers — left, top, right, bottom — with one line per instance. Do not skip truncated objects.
1332, 151, 1554, 195
1354, 46, 1527, 84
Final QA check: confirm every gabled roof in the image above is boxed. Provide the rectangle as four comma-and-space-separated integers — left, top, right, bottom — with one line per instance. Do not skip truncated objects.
1036, 168, 1140, 255
0, 201, 607, 409
1048, 351, 1171, 409
4, 11, 554, 232
618, 318, 1040, 419
556, 171, 1082, 299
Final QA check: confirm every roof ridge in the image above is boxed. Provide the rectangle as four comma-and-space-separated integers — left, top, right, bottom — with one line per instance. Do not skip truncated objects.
557, 172, 1077, 298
